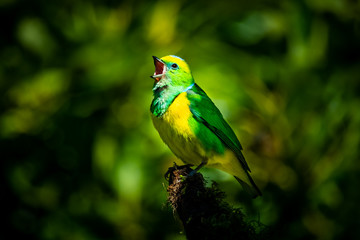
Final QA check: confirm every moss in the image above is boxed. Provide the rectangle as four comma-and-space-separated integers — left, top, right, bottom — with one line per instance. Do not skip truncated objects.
166, 164, 267, 240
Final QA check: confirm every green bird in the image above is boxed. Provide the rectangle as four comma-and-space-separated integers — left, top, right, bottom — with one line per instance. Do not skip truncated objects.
150, 55, 261, 198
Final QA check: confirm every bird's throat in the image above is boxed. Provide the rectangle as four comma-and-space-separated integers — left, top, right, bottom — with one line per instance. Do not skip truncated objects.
151, 85, 181, 117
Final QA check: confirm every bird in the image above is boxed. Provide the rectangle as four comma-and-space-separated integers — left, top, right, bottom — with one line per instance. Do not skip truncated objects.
150, 55, 262, 198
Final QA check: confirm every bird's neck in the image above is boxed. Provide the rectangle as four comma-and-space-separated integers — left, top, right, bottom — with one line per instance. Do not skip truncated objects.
151, 85, 181, 117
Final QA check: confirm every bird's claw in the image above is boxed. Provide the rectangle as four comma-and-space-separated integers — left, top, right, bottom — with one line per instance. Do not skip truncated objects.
164, 163, 193, 180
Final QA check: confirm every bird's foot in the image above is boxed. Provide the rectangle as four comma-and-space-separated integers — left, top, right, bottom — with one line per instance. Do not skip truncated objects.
164, 163, 193, 180
188, 169, 197, 177
188, 162, 206, 177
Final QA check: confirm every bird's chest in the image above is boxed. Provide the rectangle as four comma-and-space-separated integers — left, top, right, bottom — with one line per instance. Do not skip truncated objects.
151, 92, 204, 165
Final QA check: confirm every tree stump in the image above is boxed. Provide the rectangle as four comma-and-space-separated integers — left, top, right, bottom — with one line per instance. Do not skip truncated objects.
165, 164, 264, 240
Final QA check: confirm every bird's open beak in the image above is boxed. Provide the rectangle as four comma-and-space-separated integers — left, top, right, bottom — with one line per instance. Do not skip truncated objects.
151, 56, 166, 82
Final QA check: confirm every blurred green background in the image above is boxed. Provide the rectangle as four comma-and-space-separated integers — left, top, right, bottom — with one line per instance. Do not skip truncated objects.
1, 0, 360, 239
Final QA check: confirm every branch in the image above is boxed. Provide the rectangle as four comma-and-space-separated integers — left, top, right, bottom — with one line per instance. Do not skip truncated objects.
166, 164, 264, 240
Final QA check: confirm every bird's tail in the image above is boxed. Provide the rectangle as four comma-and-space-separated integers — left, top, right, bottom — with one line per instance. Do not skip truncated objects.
234, 173, 262, 198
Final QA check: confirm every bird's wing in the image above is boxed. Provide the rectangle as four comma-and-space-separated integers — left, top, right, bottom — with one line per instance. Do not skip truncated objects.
187, 84, 250, 172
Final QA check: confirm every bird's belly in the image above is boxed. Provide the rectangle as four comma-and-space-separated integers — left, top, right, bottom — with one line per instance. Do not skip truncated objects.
154, 121, 203, 166
151, 92, 205, 166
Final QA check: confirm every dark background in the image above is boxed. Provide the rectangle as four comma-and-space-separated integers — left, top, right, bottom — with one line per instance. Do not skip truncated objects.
1, 0, 360, 239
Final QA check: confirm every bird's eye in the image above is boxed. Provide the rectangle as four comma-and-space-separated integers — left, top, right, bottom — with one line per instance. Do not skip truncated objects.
171, 63, 178, 69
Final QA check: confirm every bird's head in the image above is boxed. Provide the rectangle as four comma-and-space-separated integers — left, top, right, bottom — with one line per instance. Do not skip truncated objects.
151, 55, 194, 93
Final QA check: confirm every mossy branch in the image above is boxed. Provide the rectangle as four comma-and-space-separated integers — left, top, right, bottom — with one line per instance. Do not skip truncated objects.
165, 164, 265, 240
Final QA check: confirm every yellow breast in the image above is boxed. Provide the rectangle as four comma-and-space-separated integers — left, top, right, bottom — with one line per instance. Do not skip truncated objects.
151, 92, 204, 165
164, 92, 192, 132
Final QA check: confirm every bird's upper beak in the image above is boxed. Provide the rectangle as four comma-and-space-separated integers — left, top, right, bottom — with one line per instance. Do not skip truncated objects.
151, 56, 166, 82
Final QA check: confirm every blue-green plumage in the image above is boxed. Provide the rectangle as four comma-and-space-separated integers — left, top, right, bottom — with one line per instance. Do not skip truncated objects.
150, 55, 261, 198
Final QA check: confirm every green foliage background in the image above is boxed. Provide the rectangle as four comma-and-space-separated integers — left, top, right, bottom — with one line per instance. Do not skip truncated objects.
1, 0, 360, 239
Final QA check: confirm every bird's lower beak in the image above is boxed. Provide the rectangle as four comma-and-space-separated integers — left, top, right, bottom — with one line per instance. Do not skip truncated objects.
151, 56, 166, 82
